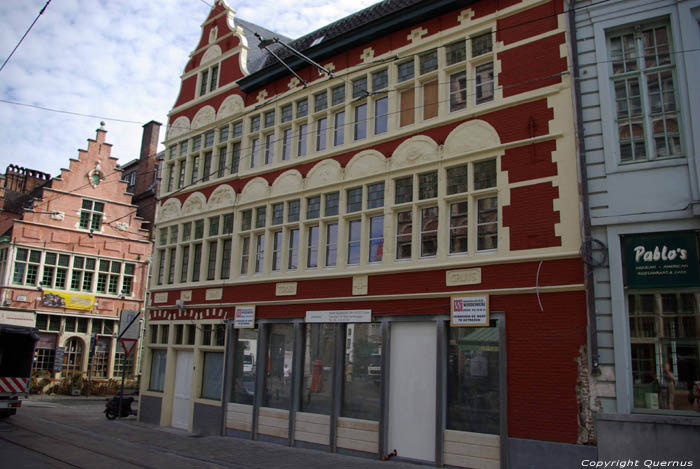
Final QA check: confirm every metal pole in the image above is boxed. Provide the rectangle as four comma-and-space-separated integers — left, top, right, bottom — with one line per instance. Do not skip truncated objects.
116, 311, 140, 418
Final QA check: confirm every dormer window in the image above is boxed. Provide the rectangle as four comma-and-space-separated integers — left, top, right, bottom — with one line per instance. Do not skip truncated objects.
79, 199, 104, 231
199, 63, 219, 97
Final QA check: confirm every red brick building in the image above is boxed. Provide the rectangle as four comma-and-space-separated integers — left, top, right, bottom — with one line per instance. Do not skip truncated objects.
0, 125, 153, 386
140, 0, 593, 466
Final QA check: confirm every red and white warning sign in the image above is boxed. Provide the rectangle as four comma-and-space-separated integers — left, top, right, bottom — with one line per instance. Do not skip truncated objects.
119, 338, 138, 357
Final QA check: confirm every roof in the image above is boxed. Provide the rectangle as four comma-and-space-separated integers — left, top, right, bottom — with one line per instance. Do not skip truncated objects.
236, 17, 292, 74
238, 0, 472, 92
255, 0, 424, 71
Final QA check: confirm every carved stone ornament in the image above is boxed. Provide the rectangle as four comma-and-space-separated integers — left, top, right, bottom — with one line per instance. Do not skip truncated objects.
168, 116, 191, 139
208, 26, 218, 45
445, 268, 482, 286
87, 161, 105, 188
306, 159, 342, 189
275, 282, 297, 296
152, 292, 168, 304
271, 170, 302, 196
159, 198, 182, 222
201, 44, 222, 65
206, 288, 223, 301
114, 221, 129, 232
352, 275, 368, 295
217, 94, 244, 120
208, 184, 235, 210
346, 151, 386, 180
182, 192, 207, 216
240, 178, 269, 203
443, 119, 501, 158
191, 105, 216, 130
390, 135, 438, 169
50, 211, 65, 221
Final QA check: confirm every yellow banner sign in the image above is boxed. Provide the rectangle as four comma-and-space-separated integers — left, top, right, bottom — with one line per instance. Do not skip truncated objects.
42, 290, 95, 311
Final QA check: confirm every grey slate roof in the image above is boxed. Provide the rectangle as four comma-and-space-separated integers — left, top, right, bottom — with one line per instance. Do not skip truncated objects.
235, 17, 292, 74
244, 0, 425, 74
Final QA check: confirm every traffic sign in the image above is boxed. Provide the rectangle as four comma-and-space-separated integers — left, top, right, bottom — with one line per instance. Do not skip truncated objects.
119, 338, 138, 357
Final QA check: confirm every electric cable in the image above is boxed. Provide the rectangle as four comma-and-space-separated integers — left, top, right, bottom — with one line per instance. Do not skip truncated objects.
0, 0, 52, 74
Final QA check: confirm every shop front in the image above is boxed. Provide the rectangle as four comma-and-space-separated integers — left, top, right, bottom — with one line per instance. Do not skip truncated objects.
223, 305, 506, 468
622, 231, 700, 413
596, 229, 700, 461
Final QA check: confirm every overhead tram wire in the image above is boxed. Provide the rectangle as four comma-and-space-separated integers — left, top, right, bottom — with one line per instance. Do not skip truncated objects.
0, 0, 674, 223
0, 0, 52, 74
18, 30, 698, 229
0, 0, 634, 136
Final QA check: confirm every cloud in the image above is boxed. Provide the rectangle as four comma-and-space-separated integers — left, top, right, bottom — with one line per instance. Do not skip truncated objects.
0, 0, 378, 178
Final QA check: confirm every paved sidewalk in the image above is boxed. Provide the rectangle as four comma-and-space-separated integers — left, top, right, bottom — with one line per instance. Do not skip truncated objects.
17, 399, 416, 469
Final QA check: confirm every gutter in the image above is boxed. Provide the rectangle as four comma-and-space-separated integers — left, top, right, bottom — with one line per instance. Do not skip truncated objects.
569, 0, 600, 376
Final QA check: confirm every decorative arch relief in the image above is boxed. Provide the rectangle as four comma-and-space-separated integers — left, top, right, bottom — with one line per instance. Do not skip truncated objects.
217, 94, 244, 120
207, 184, 236, 210
191, 105, 216, 130
271, 170, 303, 197
201, 44, 222, 66
182, 192, 207, 216
390, 135, 439, 170
443, 119, 501, 158
159, 198, 182, 223
306, 159, 342, 189
240, 177, 270, 204
168, 116, 191, 140
345, 150, 387, 181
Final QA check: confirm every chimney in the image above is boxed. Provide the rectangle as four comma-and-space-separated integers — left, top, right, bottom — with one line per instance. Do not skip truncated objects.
140, 120, 162, 161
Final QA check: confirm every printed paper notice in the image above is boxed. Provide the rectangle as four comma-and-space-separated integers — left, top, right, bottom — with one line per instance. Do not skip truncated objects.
451, 295, 489, 327
234, 305, 256, 328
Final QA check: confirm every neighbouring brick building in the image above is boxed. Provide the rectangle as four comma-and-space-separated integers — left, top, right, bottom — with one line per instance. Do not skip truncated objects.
0, 124, 155, 386
119, 121, 164, 239
140, 0, 594, 466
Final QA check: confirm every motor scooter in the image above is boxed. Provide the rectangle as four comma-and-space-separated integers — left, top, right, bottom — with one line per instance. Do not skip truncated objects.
104, 393, 137, 420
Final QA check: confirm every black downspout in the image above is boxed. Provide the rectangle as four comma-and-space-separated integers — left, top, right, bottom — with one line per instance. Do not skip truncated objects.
569, 0, 600, 376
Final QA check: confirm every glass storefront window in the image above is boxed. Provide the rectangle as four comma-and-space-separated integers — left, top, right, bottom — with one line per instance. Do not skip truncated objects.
341, 323, 382, 421
447, 321, 501, 434
301, 324, 335, 415
629, 293, 700, 412
230, 328, 258, 405
201, 352, 224, 400
263, 324, 294, 410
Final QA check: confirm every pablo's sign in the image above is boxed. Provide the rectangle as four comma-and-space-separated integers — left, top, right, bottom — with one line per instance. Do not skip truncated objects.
623, 232, 699, 288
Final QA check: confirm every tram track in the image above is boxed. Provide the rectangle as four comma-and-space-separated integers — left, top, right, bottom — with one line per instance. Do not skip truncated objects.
0, 418, 157, 469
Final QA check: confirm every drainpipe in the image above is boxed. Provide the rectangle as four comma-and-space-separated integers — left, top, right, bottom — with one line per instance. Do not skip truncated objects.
569, 0, 600, 376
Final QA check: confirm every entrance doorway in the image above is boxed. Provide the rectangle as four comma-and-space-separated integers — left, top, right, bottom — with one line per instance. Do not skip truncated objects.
172, 350, 193, 430
388, 322, 437, 462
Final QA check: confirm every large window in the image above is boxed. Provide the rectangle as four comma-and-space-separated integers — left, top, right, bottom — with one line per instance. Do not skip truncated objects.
62, 337, 83, 376
230, 329, 258, 405
263, 324, 294, 410
447, 321, 501, 434
201, 352, 224, 400
79, 199, 104, 231
342, 323, 382, 421
608, 22, 681, 162
12, 248, 41, 286
629, 293, 699, 412
301, 324, 335, 415
149, 349, 167, 392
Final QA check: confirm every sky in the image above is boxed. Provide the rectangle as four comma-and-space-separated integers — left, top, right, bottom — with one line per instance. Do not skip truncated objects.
0, 0, 379, 178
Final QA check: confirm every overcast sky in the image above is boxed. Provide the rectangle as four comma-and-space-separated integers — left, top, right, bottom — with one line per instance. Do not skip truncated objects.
0, 0, 378, 178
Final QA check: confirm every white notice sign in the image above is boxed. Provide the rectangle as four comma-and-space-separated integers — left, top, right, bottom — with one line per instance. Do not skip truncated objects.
451, 295, 489, 327
305, 310, 371, 323
234, 305, 256, 328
